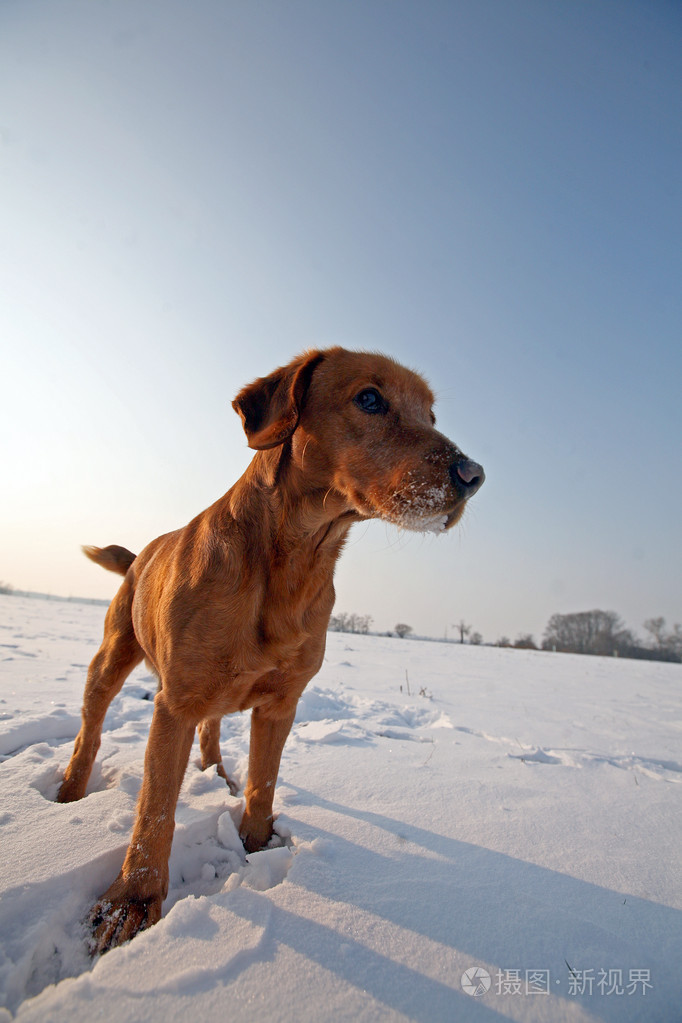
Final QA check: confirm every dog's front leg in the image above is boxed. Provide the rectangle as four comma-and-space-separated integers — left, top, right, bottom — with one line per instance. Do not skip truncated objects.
240, 703, 296, 853
89, 693, 195, 954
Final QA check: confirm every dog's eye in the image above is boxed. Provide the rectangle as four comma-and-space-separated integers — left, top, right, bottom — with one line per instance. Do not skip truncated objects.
354, 388, 387, 414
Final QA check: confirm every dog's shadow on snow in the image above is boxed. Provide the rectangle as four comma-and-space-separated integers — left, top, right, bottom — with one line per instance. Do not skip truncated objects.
233, 785, 679, 1023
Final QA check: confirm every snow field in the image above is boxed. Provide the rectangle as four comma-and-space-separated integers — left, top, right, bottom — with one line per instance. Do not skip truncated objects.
1, 594, 681, 1022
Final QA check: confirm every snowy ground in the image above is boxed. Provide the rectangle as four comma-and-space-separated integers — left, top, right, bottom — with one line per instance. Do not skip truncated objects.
0, 593, 680, 1022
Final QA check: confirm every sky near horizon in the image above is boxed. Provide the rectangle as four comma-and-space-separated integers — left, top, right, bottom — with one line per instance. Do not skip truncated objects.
1, 0, 681, 644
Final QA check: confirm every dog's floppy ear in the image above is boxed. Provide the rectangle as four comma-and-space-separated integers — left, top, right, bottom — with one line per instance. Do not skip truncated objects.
232, 350, 326, 450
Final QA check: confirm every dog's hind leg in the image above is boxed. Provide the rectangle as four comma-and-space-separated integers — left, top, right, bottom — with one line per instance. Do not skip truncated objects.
57, 579, 143, 803
198, 717, 238, 795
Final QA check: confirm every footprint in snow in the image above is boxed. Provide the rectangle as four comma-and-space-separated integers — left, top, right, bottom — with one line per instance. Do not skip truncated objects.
167, 805, 294, 904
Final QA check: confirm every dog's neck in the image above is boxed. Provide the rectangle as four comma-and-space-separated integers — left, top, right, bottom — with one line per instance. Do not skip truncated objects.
205, 448, 359, 649
219, 445, 361, 565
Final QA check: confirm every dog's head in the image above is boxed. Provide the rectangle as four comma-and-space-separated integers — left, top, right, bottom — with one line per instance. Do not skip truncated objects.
233, 347, 484, 532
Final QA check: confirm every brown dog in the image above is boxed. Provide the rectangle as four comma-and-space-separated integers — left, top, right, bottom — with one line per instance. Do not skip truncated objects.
57, 347, 484, 953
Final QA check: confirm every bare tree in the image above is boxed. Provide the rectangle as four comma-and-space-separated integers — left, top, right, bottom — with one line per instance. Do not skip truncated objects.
328, 612, 348, 632
328, 612, 372, 634
643, 617, 668, 651
643, 617, 682, 659
669, 624, 682, 659
395, 623, 413, 639
453, 620, 471, 644
514, 634, 537, 650
469, 631, 483, 645
542, 610, 634, 657
355, 614, 373, 635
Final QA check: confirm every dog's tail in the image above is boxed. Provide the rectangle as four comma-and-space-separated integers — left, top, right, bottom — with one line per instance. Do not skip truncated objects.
82, 544, 137, 577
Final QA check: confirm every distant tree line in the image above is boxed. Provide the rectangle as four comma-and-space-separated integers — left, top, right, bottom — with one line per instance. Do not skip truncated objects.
329, 607, 681, 662
329, 616, 413, 639
496, 634, 536, 650
540, 610, 681, 662
494, 611, 681, 663
328, 612, 373, 634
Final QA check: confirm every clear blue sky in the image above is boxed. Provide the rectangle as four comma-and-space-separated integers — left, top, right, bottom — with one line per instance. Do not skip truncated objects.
2, 0, 680, 644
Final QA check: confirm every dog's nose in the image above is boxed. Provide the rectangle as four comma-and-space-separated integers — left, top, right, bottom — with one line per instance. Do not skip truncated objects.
450, 458, 485, 498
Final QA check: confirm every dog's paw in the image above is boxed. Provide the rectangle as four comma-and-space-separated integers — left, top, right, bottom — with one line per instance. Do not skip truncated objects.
215, 761, 239, 796
88, 886, 163, 955
239, 810, 273, 854
241, 833, 270, 854
55, 776, 86, 803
